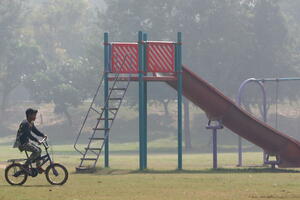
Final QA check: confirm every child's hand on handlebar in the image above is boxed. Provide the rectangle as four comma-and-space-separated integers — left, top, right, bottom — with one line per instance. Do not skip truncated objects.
38, 135, 48, 145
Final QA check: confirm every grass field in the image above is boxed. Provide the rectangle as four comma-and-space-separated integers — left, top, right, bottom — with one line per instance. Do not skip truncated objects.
0, 145, 300, 200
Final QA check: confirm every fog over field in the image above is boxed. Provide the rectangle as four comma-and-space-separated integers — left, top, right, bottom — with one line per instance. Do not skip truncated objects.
1, 0, 300, 154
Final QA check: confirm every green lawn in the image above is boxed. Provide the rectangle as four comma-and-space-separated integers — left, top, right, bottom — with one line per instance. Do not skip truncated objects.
0, 146, 300, 200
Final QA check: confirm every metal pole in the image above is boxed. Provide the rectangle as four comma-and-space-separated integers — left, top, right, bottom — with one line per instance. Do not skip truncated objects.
237, 78, 267, 166
177, 32, 183, 170
104, 32, 109, 168
237, 79, 254, 167
212, 128, 217, 169
256, 77, 300, 82
206, 121, 223, 169
260, 80, 268, 164
143, 33, 148, 169
184, 98, 192, 151
138, 31, 145, 170
237, 136, 242, 167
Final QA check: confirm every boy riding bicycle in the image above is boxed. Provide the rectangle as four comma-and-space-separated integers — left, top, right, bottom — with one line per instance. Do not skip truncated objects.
13, 108, 47, 172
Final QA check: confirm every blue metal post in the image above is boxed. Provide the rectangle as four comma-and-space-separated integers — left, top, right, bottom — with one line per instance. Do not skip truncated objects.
138, 31, 145, 170
212, 128, 218, 169
104, 32, 109, 168
143, 33, 148, 169
177, 32, 183, 170
206, 120, 223, 169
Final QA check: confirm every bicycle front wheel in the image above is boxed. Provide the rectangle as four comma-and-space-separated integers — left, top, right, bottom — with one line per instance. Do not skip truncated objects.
5, 163, 28, 186
45, 163, 68, 185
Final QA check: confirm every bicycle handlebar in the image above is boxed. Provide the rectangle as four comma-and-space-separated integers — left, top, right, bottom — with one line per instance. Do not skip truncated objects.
39, 136, 49, 149
40, 136, 47, 143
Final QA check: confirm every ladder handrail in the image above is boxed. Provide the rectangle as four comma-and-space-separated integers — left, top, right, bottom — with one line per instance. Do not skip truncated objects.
80, 54, 132, 162
74, 73, 106, 155
82, 72, 123, 155
91, 69, 131, 168
74, 53, 133, 156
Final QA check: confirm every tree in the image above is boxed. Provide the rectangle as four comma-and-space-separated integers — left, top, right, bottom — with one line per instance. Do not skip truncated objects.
101, 0, 296, 95
99, 0, 297, 146
239, 0, 299, 115
24, 0, 99, 126
0, 0, 44, 115
279, 0, 300, 69
24, 61, 82, 126
101, 0, 178, 116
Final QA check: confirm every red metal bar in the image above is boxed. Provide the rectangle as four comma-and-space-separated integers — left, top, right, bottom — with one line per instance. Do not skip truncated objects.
111, 43, 139, 74
110, 42, 176, 74
147, 42, 175, 73
108, 76, 177, 82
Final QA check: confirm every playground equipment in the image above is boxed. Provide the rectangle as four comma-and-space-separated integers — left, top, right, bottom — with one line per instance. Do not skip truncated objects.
168, 67, 300, 168
74, 31, 300, 172
237, 77, 300, 167
74, 31, 183, 172
206, 120, 223, 169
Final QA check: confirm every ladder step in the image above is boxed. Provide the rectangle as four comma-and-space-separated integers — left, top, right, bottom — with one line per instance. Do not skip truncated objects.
109, 98, 122, 101
97, 117, 114, 120
90, 107, 101, 114
101, 108, 118, 111
93, 128, 109, 131
85, 148, 102, 151
81, 158, 97, 161
110, 88, 126, 91
89, 137, 105, 140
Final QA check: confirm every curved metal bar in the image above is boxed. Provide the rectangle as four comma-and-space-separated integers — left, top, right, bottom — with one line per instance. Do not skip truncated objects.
256, 77, 300, 82
236, 78, 267, 166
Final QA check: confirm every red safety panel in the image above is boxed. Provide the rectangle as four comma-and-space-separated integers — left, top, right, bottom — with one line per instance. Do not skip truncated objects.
111, 43, 138, 73
147, 42, 175, 73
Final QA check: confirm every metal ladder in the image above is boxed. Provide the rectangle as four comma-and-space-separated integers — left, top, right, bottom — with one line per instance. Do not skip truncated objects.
74, 71, 131, 172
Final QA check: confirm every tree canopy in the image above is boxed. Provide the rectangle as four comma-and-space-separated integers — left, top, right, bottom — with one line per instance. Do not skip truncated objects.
1, 0, 300, 127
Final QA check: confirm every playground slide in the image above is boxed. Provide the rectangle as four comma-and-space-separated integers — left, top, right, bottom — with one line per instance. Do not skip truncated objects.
166, 66, 300, 167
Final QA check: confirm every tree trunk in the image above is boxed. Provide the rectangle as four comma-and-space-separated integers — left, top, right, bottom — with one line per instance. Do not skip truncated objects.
258, 102, 270, 121
162, 100, 170, 116
184, 98, 192, 151
0, 88, 10, 116
63, 108, 73, 127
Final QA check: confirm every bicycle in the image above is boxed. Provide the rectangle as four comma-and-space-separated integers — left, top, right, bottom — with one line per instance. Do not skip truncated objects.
5, 137, 68, 186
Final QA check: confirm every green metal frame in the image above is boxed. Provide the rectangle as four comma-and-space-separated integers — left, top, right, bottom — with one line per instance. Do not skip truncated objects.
176, 32, 183, 170
103, 31, 183, 170
143, 33, 148, 169
138, 31, 145, 170
104, 33, 109, 167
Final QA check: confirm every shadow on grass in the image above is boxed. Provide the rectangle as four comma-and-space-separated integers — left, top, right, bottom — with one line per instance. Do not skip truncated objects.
74, 167, 300, 175
23, 185, 56, 188
131, 167, 300, 174
0, 184, 55, 188
71, 167, 131, 176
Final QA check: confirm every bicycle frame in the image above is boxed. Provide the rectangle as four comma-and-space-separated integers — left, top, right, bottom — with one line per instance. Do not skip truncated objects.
24, 140, 53, 170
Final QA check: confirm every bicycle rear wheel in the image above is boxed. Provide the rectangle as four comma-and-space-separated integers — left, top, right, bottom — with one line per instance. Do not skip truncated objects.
45, 163, 68, 185
5, 163, 28, 185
